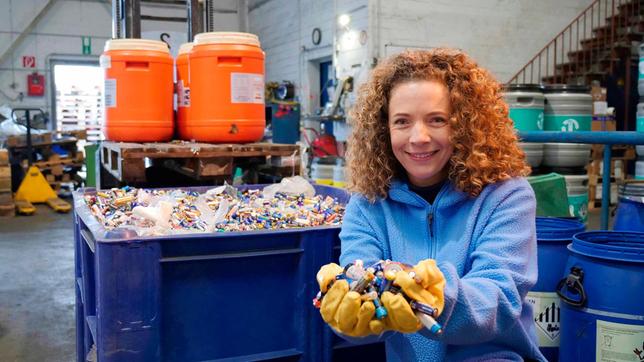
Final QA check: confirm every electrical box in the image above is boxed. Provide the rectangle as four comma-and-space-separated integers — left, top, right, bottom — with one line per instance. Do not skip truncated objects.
27, 72, 45, 97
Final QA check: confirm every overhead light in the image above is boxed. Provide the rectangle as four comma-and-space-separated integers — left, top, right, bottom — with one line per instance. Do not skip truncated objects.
338, 14, 351, 27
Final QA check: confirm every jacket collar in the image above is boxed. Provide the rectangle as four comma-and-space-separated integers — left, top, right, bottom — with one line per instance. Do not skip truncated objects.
388, 179, 470, 209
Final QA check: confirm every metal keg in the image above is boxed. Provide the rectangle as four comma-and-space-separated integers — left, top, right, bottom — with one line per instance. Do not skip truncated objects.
639, 43, 644, 97
543, 85, 592, 167
503, 84, 545, 168
637, 102, 644, 156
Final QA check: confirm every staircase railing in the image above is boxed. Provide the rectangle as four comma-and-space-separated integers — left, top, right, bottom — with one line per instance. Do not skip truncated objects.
508, 0, 641, 85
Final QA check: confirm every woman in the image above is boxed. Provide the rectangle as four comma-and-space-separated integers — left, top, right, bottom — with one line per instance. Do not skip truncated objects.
317, 48, 546, 361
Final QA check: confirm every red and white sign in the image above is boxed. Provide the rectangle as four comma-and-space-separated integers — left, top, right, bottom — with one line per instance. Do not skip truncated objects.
22, 56, 36, 68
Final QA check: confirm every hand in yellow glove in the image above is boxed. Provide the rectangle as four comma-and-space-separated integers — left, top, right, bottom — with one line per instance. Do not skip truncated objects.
380, 291, 421, 333
395, 259, 445, 315
381, 259, 445, 334
316, 263, 387, 337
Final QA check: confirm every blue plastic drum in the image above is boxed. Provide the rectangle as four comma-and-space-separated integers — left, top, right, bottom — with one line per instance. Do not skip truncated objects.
557, 231, 644, 362
528, 217, 585, 362
614, 184, 644, 232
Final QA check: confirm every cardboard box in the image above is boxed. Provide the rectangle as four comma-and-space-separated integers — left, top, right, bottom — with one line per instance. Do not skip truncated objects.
0, 149, 8, 166
0, 166, 10, 179
0, 177, 10, 192
592, 115, 616, 131
591, 85, 607, 101
0, 192, 12, 205
0, 203, 15, 217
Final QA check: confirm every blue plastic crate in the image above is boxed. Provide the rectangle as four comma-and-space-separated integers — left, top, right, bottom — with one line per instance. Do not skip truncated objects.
74, 184, 383, 361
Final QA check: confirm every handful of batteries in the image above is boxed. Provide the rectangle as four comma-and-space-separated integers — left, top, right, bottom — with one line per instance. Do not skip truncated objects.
313, 260, 443, 334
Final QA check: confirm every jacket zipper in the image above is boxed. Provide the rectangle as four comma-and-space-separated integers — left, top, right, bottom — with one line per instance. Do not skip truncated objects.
427, 183, 448, 259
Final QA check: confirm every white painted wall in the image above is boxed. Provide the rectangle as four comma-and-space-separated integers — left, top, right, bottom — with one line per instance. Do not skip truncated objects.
249, 0, 337, 114
374, 0, 595, 83
250, 0, 595, 115
0, 0, 241, 118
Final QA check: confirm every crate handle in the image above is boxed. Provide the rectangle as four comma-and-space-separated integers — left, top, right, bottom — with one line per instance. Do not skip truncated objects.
80, 228, 96, 253
160, 248, 303, 263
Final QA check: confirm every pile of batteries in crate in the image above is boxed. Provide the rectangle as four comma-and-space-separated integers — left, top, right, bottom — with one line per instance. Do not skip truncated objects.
83, 182, 344, 235
313, 259, 443, 334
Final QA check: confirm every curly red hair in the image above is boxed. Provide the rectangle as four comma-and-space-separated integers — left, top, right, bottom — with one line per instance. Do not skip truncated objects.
347, 48, 530, 201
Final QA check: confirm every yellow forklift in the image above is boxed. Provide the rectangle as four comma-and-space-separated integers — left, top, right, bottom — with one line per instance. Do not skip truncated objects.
11, 108, 70, 214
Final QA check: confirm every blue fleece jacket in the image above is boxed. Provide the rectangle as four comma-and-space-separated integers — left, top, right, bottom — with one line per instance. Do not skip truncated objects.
338, 177, 546, 362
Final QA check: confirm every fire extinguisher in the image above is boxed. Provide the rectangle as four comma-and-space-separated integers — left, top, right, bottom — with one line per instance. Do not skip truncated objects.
27, 72, 45, 97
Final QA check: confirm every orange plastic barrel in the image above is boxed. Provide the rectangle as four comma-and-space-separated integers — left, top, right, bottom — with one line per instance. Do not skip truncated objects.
101, 39, 174, 142
176, 42, 193, 139
187, 32, 265, 143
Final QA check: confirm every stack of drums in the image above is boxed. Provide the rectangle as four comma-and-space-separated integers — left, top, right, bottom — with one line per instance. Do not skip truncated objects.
613, 183, 644, 232
637, 95, 644, 179
637, 44, 643, 177
543, 85, 592, 168
528, 217, 585, 361
101, 39, 174, 142
182, 32, 266, 143
176, 42, 194, 140
503, 84, 545, 168
557, 231, 644, 362
541, 85, 592, 221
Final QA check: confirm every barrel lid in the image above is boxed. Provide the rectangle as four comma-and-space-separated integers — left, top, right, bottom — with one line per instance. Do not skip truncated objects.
104, 39, 170, 53
194, 32, 261, 47
543, 84, 590, 94
178, 42, 194, 55
503, 83, 544, 93
536, 217, 585, 241
570, 231, 644, 263
619, 183, 644, 197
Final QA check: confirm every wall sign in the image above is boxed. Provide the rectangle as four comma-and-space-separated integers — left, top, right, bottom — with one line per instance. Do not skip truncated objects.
82, 37, 92, 55
22, 56, 36, 68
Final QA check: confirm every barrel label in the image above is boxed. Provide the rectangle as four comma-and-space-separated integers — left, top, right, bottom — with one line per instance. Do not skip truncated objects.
596, 320, 644, 362
104, 79, 116, 108
508, 108, 544, 131
231, 73, 264, 104
544, 114, 592, 131
527, 291, 560, 347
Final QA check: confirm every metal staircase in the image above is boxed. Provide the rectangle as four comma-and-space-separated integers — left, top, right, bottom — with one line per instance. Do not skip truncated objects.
509, 0, 643, 130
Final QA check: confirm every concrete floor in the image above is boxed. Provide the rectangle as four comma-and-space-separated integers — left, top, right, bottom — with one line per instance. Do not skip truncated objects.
0, 205, 75, 362
0, 202, 606, 362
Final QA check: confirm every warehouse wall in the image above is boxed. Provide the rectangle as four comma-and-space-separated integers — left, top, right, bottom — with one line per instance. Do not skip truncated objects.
249, 0, 595, 114
374, 0, 595, 83
249, 0, 340, 114
0, 0, 241, 118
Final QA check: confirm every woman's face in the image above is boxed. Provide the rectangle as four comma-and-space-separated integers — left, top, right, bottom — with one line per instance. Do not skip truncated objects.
388, 80, 454, 187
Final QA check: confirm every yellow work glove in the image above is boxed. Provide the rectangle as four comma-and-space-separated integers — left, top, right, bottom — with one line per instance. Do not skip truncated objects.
381, 291, 421, 333
382, 259, 446, 334
395, 259, 445, 315
316, 263, 386, 337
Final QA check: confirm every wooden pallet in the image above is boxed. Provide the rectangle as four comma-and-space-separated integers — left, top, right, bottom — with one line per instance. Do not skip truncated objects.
6, 132, 53, 147
0, 203, 15, 217
591, 144, 636, 160
100, 141, 301, 183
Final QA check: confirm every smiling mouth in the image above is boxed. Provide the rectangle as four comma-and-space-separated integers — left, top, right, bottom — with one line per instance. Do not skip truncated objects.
406, 150, 439, 160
